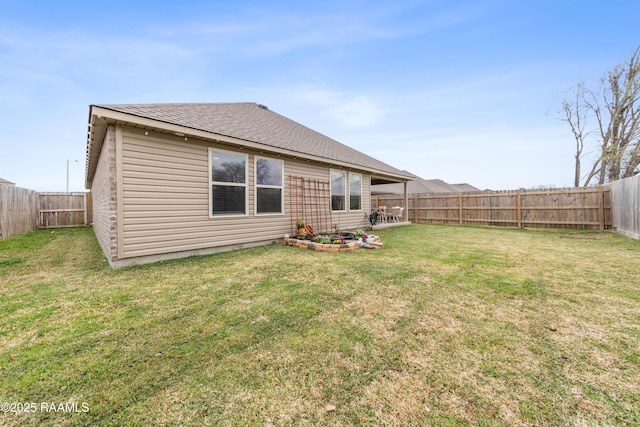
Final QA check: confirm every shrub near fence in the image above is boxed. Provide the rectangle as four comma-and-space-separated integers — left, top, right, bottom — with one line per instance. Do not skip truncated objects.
373, 187, 612, 231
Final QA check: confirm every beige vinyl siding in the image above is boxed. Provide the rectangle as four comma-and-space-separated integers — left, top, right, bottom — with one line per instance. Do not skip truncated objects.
120, 128, 303, 258
90, 125, 118, 261
119, 126, 374, 259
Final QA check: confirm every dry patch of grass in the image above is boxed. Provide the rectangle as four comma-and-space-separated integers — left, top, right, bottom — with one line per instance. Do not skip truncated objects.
0, 225, 639, 426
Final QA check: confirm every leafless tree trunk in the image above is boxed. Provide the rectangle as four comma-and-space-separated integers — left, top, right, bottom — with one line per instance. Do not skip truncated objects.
562, 83, 589, 187
562, 46, 640, 186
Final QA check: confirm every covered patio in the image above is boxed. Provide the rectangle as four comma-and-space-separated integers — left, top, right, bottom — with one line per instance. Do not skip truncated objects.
368, 174, 410, 231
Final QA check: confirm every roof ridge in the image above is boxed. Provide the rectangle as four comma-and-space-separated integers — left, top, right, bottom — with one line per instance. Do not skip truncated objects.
95, 102, 257, 107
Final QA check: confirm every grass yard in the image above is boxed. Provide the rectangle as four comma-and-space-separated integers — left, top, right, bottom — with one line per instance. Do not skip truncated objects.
0, 225, 639, 426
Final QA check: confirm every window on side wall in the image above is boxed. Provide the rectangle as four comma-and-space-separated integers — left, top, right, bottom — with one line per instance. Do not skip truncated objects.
349, 172, 362, 210
209, 148, 247, 216
331, 169, 346, 211
255, 156, 283, 215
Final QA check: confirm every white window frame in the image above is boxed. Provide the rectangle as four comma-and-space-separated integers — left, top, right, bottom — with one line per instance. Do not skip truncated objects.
254, 156, 284, 216
349, 172, 363, 211
330, 169, 347, 212
208, 147, 248, 218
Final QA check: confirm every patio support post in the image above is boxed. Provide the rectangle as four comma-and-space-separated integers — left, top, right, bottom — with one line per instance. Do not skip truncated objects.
404, 181, 409, 223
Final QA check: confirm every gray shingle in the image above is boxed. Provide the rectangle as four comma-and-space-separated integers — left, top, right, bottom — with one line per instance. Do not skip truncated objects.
95, 102, 410, 179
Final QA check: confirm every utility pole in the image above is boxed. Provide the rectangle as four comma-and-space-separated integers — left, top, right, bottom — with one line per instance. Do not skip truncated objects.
67, 159, 78, 192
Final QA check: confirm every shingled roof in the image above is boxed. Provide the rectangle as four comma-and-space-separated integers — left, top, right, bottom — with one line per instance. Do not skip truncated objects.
372, 171, 479, 195
86, 103, 412, 186
0, 177, 15, 186
451, 183, 481, 192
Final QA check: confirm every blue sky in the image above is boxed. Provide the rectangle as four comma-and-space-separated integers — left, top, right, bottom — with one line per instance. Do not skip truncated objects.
1, 0, 639, 191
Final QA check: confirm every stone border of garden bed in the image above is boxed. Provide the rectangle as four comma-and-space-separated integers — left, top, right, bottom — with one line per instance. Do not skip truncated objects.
283, 237, 361, 252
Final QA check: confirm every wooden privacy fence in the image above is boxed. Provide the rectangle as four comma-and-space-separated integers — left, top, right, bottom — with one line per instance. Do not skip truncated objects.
0, 186, 39, 239
373, 187, 612, 230
38, 192, 92, 229
608, 175, 640, 239
0, 188, 92, 239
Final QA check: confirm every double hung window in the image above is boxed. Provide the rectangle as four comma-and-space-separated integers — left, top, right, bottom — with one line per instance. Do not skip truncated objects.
332, 170, 363, 211
330, 170, 346, 211
210, 149, 247, 216
349, 173, 362, 210
255, 157, 283, 214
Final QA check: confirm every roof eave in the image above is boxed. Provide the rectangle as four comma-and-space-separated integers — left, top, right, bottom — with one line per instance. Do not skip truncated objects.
85, 106, 109, 188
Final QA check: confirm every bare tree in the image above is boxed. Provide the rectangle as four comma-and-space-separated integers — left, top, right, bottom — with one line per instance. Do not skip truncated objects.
562, 46, 640, 186
561, 83, 589, 187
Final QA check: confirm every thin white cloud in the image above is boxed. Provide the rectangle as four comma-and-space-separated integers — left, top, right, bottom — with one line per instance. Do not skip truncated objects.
0, 23, 195, 76
147, 15, 394, 57
0, 22, 200, 108
356, 124, 575, 190
140, 1, 496, 57
329, 96, 387, 127
281, 87, 386, 127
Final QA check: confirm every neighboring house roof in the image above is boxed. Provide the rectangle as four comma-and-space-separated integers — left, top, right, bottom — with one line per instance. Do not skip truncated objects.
451, 183, 480, 192
85, 103, 413, 187
0, 177, 15, 186
372, 171, 479, 195
419, 179, 461, 193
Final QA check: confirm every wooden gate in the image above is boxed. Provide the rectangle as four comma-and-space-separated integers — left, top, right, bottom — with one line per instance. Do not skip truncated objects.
38, 192, 92, 228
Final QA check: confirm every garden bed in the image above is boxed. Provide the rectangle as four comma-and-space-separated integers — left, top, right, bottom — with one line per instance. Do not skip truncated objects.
283, 232, 382, 252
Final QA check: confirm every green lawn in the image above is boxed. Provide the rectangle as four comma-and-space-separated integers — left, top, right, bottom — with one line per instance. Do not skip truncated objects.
0, 225, 639, 426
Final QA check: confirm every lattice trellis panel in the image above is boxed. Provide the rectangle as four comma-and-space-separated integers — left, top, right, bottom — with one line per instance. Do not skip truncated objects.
288, 175, 332, 235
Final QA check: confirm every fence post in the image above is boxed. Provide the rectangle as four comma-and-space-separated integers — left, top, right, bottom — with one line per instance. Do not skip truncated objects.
458, 194, 463, 225
598, 186, 605, 230
83, 192, 88, 226
517, 192, 522, 229
36, 192, 41, 228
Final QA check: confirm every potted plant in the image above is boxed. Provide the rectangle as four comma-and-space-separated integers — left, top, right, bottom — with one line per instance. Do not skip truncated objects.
296, 218, 307, 237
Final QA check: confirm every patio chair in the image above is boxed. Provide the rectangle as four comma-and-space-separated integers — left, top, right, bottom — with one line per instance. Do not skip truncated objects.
378, 206, 387, 223
388, 206, 400, 223
389, 206, 405, 223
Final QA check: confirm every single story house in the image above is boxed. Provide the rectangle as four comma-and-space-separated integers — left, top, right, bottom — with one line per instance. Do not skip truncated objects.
85, 103, 412, 267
